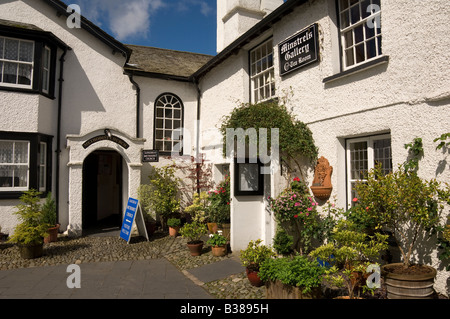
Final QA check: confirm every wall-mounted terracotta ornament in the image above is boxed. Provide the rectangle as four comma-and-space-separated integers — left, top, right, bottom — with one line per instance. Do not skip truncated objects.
310, 156, 333, 200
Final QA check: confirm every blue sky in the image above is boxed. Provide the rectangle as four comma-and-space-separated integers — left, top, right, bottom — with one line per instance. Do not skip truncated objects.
64, 0, 218, 56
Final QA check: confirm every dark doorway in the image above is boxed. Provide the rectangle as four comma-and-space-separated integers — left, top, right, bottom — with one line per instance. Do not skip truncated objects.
82, 150, 123, 234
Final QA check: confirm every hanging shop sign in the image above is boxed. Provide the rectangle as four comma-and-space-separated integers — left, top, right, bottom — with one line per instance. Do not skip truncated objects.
82, 129, 130, 149
278, 23, 319, 76
142, 149, 159, 162
119, 197, 149, 243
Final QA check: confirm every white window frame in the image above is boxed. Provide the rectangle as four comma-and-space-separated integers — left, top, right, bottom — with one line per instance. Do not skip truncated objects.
0, 36, 34, 89
42, 46, 51, 94
0, 140, 30, 192
346, 134, 391, 207
338, 0, 382, 70
250, 38, 275, 103
38, 142, 47, 192
154, 93, 183, 154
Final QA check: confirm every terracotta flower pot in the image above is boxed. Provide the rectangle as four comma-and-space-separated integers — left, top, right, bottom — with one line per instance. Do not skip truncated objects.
246, 267, 264, 287
310, 186, 332, 200
44, 224, 60, 243
211, 245, 227, 257
187, 241, 204, 256
169, 226, 179, 237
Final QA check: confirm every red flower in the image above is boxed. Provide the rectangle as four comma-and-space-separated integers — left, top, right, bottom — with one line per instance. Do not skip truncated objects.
293, 177, 300, 182
352, 198, 358, 202
294, 214, 298, 218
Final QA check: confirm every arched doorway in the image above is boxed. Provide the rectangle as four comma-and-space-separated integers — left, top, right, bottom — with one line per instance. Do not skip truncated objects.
82, 150, 123, 233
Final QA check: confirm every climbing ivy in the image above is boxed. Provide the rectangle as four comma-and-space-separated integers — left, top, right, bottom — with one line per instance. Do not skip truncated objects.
219, 99, 318, 168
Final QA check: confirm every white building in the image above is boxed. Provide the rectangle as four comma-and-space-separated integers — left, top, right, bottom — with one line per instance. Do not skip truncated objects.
0, 0, 449, 295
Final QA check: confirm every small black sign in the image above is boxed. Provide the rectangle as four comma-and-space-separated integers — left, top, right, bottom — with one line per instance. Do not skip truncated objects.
278, 23, 319, 76
82, 134, 129, 149
142, 149, 159, 162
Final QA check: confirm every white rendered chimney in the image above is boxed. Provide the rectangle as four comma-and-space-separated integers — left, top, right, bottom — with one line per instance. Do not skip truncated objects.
217, 0, 284, 53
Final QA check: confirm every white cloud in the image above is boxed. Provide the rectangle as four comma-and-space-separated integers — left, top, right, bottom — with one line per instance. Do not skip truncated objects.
69, 0, 165, 41
175, 0, 212, 17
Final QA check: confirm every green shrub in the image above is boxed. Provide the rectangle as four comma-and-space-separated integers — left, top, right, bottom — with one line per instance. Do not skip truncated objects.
259, 255, 325, 294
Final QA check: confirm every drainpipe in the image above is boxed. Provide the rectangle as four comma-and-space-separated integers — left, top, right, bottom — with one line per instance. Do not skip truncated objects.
56, 46, 69, 224
194, 79, 201, 193
127, 73, 141, 139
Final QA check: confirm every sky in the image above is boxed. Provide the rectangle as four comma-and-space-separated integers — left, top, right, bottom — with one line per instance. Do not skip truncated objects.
64, 0, 218, 56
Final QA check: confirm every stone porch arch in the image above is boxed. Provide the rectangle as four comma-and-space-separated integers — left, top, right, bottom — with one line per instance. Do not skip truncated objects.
66, 128, 145, 236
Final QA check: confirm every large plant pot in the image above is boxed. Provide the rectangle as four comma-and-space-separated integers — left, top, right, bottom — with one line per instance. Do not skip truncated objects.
19, 243, 43, 259
211, 245, 227, 257
44, 224, 60, 243
381, 263, 437, 299
246, 268, 264, 287
187, 241, 204, 256
266, 280, 322, 299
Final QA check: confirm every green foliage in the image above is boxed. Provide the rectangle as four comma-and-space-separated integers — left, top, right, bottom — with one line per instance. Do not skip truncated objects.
354, 163, 450, 267
273, 227, 294, 256
180, 222, 207, 243
208, 175, 231, 224
404, 137, 423, 173
219, 100, 318, 165
167, 218, 181, 228
9, 189, 50, 245
185, 191, 210, 223
41, 192, 57, 226
240, 239, 276, 271
259, 255, 325, 294
138, 164, 181, 224
207, 233, 227, 247
438, 217, 450, 271
434, 132, 450, 150
269, 177, 322, 254
309, 220, 388, 299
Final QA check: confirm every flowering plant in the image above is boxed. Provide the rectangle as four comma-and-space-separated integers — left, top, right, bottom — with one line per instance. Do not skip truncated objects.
269, 177, 320, 254
208, 175, 231, 224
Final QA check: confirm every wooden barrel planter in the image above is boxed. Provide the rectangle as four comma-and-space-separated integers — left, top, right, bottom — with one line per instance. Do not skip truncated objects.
381, 263, 437, 299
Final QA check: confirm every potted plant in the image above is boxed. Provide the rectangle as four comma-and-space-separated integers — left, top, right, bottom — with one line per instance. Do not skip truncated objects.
8, 189, 50, 259
240, 239, 276, 287
208, 175, 231, 237
309, 219, 388, 299
352, 163, 450, 299
167, 217, 181, 237
259, 255, 325, 299
207, 233, 228, 257
42, 192, 59, 243
180, 221, 207, 256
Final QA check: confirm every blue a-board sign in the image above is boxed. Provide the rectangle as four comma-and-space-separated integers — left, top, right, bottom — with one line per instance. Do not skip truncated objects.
120, 197, 139, 242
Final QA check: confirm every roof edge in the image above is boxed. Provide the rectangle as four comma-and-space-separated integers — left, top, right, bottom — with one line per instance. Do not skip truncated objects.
190, 0, 307, 81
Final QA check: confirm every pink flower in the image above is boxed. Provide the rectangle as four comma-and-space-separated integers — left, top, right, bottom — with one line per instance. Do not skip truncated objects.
307, 207, 312, 211
352, 198, 358, 202
306, 213, 309, 216
294, 202, 300, 207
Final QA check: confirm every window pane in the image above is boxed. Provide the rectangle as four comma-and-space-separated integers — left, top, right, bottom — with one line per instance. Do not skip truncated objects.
5, 38, 18, 60
3, 62, 17, 84
155, 141, 163, 150
345, 48, 354, 67
365, 22, 375, 39
354, 25, 364, 44
18, 64, 32, 85
155, 130, 163, 139
174, 109, 181, 119
361, 0, 371, 19
0, 165, 13, 187
377, 35, 382, 55
366, 38, 376, 59
0, 141, 13, 163
355, 43, 365, 63
156, 108, 164, 117
19, 41, 33, 62
156, 119, 163, 129
14, 142, 29, 163
0, 38, 4, 59
340, 0, 349, 10
340, 10, 349, 29
350, 141, 368, 180
350, 3, 361, 25
165, 119, 172, 129
373, 138, 392, 175
344, 31, 353, 48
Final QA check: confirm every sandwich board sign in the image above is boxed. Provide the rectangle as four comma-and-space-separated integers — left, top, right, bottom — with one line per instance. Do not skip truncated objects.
120, 197, 149, 243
